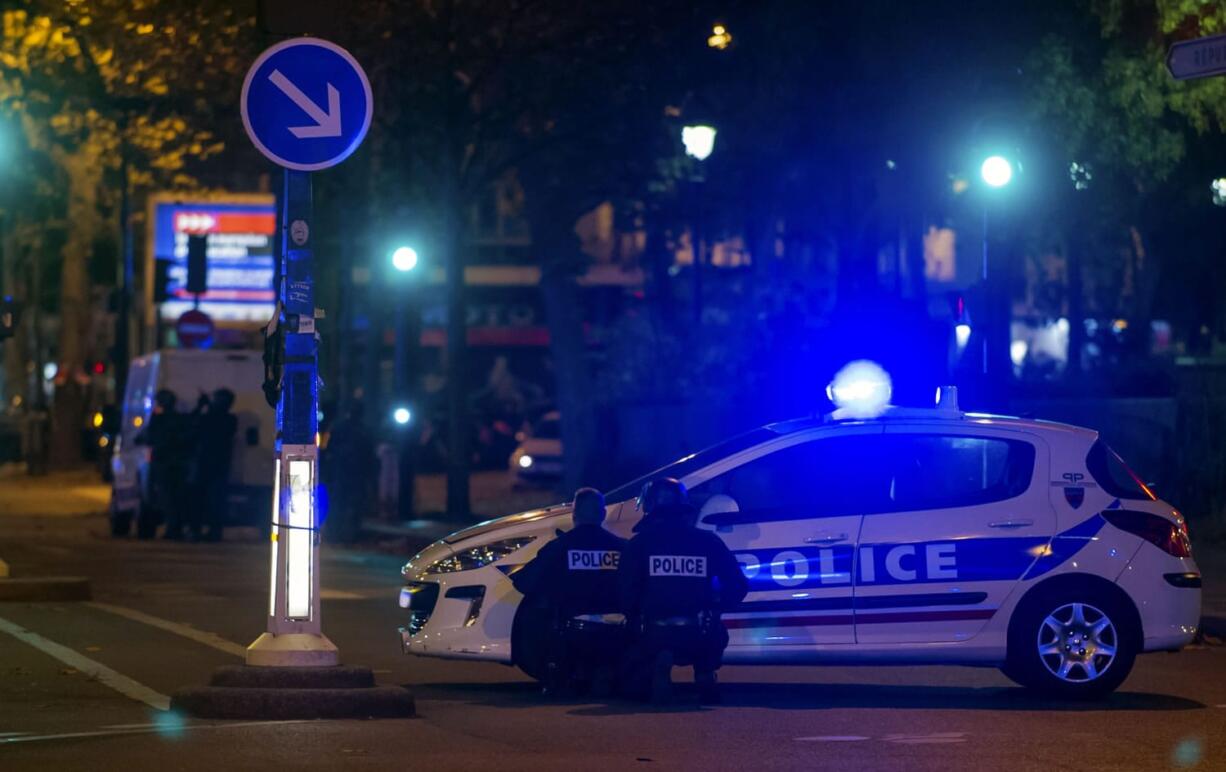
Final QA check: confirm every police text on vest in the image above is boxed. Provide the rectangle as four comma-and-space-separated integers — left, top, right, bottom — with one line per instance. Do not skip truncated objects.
568, 550, 620, 570
649, 555, 707, 577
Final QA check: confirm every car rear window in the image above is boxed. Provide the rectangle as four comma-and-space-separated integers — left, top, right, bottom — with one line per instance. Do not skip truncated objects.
1086, 440, 1155, 501
883, 434, 1036, 511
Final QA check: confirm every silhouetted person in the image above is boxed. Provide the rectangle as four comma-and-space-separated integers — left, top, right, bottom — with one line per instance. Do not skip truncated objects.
136, 389, 191, 540
513, 488, 627, 697
324, 401, 376, 543
191, 388, 237, 542
618, 478, 748, 704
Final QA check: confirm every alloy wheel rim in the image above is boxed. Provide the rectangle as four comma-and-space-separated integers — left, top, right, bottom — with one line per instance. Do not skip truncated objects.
1036, 602, 1118, 683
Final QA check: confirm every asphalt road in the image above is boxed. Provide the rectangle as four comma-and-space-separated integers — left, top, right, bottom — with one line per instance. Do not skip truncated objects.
1, 477, 1225, 771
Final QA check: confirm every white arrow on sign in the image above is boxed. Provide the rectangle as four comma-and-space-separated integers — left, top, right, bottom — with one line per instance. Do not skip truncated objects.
268, 69, 342, 138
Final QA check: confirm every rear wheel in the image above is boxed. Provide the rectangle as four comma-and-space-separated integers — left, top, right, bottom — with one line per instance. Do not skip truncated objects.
1003, 584, 1138, 699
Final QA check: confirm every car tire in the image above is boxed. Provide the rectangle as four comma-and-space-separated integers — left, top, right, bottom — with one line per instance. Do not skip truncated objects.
110, 510, 133, 537
1003, 582, 1138, 699
511, 601, 551, 681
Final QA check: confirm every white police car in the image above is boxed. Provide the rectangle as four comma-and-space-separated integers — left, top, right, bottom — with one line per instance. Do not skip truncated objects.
398, 374, 1200, 698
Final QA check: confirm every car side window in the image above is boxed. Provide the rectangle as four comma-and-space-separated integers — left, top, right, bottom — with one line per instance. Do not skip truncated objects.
693, 434, 888, 526
884, 434, 1035, 511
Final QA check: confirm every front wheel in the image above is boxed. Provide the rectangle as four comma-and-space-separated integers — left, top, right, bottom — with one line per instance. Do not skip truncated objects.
1003, 586, 1138, 699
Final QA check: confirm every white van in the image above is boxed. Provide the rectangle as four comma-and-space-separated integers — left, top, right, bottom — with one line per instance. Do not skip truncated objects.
110, 349, 274, 538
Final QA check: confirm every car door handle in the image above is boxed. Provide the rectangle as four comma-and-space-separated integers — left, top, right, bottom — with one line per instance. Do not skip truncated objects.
988, 519, 1034, 529
804, 533, 849, 544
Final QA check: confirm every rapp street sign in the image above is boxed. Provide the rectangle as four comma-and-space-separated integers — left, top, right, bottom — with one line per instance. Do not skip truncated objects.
1166, 33, 1226, 81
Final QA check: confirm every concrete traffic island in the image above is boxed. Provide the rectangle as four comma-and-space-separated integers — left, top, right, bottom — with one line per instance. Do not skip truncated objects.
171, 664, 415, 720
0, 559, 92, 602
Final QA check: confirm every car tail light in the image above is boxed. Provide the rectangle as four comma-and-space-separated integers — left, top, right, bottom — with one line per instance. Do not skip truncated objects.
1102, 510, 1192, 558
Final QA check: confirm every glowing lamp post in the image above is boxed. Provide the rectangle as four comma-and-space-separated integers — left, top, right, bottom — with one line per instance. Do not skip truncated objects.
682, 125, 717, 162
392, 245, 419, 272
682, 124, 716, 322
391, 244, 421, 520
980, 155, 1014, 188
978, 154, 1015, 381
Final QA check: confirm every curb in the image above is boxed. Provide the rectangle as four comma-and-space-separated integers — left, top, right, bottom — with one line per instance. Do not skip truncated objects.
171, 685, 416, 720
210, 664, 375, 689
0, 577, 92, 602
172, 665, 415, 720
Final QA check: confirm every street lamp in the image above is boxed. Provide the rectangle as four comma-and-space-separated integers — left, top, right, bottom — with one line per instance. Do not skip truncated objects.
977, 154, 1015, 382
391, 245, 418, 272
682, 125, 717, 322
682, 125, 717, 162
980, 155, 1013, 188
389, 243, 422, 521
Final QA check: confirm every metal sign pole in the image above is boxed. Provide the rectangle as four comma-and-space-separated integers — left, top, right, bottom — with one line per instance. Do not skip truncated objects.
247, 169, 336, 666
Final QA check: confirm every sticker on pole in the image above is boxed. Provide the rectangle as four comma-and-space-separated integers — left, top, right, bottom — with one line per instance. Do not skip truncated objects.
241, 37, 373, 171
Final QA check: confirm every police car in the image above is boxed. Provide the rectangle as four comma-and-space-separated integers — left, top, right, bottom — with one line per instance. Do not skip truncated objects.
398, 367, 1200, 698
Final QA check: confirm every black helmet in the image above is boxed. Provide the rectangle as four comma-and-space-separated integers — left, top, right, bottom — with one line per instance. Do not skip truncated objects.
154, 389, 177, 412
636, 477, 688, 515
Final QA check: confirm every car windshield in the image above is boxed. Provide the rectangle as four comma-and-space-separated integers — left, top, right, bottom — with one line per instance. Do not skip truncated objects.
604, 427, 781, 502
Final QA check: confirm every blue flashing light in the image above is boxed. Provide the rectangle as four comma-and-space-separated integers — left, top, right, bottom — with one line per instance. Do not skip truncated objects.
826, 360, 892, 418
955, 323, 972, 349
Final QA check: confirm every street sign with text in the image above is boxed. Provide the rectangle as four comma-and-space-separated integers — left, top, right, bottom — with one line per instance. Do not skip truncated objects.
1166, 33, 1226, 81
241, 37, 373, 171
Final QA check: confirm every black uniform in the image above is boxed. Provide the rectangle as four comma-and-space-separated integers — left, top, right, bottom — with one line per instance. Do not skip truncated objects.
193, 406, 237, 540
513, 524, 627, 691
137, 411, 192, 538
618, 505, 749, 687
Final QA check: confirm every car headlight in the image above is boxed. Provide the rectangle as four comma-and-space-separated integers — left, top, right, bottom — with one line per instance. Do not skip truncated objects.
418, 537, 536, 576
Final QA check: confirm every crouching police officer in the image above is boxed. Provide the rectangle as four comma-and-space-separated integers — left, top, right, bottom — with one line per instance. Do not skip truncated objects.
619, 478, 748, 704
512, 487, 627, 697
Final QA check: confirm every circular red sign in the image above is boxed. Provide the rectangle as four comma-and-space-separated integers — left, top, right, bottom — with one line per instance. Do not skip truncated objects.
176, 309, 215, 348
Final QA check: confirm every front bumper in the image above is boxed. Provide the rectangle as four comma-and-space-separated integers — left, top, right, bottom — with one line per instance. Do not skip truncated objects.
397, 567, 519, 662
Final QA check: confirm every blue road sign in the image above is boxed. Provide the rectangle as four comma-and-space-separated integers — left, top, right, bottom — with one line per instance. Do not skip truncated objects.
241, 37, 373, 171
1166, 33, 1226, 81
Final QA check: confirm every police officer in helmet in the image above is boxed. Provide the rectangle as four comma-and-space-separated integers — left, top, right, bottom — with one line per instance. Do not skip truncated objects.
619, 477, 748, 703
512, 487, 627, 697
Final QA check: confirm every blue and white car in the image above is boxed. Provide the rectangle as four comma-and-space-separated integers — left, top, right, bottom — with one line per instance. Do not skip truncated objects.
398, 387, 1200, 698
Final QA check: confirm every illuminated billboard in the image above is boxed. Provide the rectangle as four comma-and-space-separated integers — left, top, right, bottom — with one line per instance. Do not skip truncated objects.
145, 193, 278, 326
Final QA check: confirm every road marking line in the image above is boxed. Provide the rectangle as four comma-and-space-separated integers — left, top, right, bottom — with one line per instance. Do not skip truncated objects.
0, 614, 171, 711
86, 602, 246, 658
883, 732, 968, 745
0, 732, 32, 738
0, 720, 313, 746
795, 736, 870, 742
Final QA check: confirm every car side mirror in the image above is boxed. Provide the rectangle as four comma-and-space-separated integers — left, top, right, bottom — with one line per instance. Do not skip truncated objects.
246, 427, 259, 447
